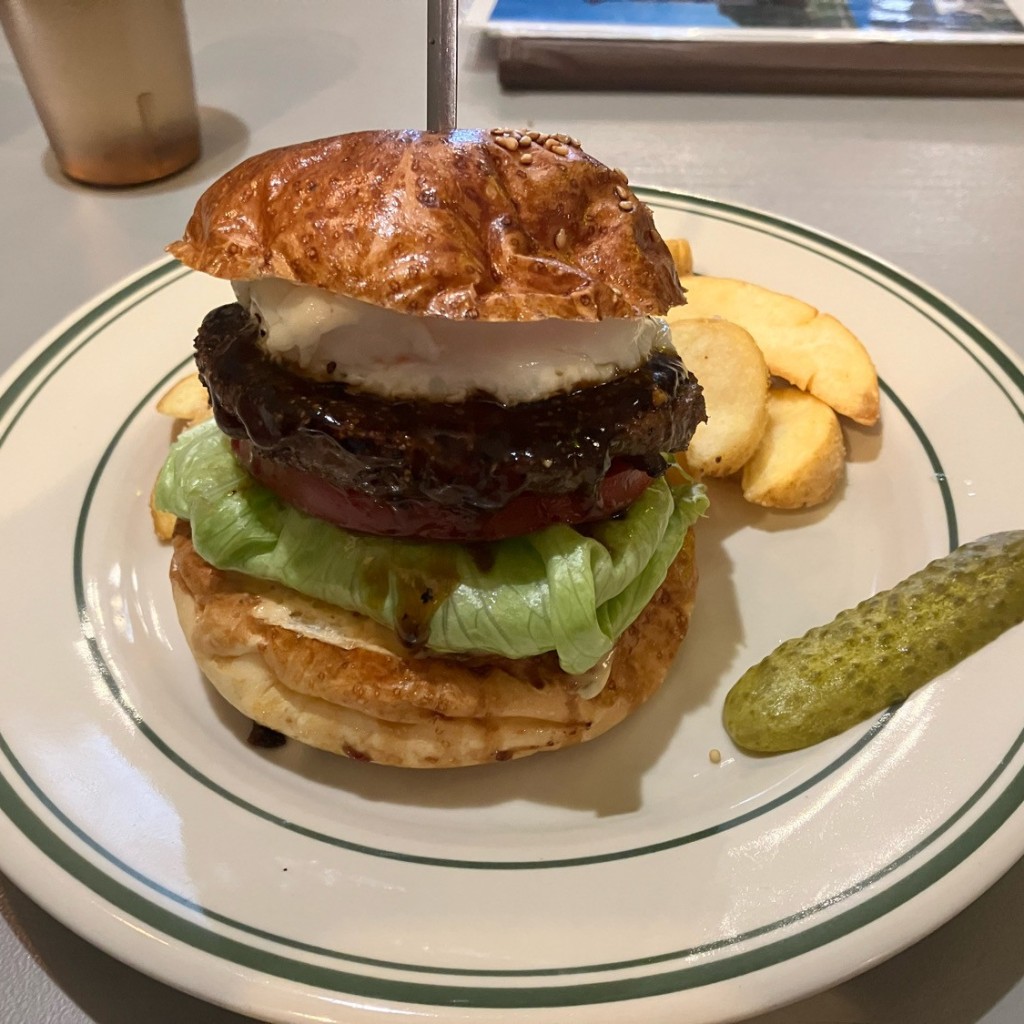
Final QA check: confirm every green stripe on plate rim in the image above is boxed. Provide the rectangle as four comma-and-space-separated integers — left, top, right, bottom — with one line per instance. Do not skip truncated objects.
1, 192, 1021, 1006
0, 262, 189, 452
1, 721, 1023, 1002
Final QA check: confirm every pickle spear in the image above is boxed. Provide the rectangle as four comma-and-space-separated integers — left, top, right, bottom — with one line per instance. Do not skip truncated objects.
724, 530, 1024, 753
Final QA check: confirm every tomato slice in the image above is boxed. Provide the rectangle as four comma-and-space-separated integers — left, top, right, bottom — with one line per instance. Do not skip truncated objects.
232, 440, 654, 541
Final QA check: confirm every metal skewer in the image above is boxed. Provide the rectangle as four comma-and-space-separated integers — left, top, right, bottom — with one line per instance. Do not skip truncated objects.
426, 0, 458, 132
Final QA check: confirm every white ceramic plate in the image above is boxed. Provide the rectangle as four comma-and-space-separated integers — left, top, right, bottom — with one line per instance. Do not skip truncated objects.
1, 191, 1023, 1024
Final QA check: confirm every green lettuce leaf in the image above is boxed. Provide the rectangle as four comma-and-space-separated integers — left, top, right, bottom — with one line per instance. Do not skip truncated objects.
155, 419, 707, 674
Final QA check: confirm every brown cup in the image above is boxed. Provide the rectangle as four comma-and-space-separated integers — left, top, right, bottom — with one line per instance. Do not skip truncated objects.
1, 0, 201, 186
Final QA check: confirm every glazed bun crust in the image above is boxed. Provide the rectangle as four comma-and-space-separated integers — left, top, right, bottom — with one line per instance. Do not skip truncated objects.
167, 129, 686, 322
169, 529, 698, 769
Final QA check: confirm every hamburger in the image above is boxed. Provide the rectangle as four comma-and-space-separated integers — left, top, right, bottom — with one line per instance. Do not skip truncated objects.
154, 127, 708, 768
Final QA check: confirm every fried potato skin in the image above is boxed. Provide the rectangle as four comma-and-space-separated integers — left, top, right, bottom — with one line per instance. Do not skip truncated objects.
664, 238, 694, 278
156, 372, 210, 421
151, 372, 213, 540
741, 387, 845, 509
670, 318, 769, 478
668, 275, 879, 427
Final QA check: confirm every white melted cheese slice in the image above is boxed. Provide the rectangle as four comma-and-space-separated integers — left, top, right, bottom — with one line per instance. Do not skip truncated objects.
232, 278, 672, 404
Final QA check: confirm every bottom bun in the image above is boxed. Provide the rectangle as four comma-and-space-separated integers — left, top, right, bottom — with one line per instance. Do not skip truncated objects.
169, 528, 698, 768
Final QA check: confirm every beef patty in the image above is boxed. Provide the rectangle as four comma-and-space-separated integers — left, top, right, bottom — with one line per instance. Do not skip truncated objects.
192, 303, 706, 532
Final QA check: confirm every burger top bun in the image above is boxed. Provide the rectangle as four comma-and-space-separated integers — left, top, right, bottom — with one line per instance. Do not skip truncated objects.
167, 128, 686, 322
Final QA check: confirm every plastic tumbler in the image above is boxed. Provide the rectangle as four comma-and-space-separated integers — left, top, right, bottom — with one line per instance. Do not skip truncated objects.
1, 0, 201, 186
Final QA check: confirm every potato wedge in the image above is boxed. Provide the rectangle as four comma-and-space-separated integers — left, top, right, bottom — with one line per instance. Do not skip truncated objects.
152, 372, 210, 540
156, 372, 210, 424
741, 387, 845, 509
668, 276, 879, 427
664, 238, 693, 277
150, 487, 177, 542
670, 318, 769, 477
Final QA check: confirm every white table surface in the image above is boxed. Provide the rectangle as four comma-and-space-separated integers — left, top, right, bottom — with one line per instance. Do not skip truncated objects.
2, 2, 1024, 1022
